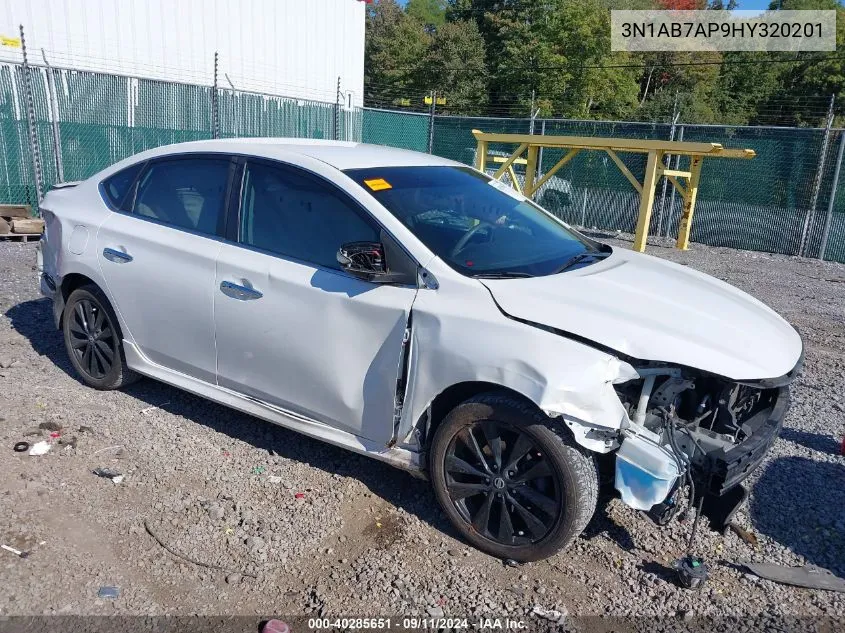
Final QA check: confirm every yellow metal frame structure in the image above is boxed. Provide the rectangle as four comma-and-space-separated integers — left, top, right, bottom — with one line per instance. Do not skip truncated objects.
472, 129, 756, 252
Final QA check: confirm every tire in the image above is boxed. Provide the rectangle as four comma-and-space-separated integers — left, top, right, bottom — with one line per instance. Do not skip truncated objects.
430, 392, 598, 561
62, 284, 140, 390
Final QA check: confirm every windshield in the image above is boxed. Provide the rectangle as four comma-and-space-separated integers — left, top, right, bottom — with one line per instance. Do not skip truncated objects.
345, 166, 605, 277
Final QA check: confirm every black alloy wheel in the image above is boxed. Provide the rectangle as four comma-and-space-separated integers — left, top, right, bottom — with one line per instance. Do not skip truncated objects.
430, 393, 599, 561
67, 298, 116, 379
444, 420, 561, 546
63, 284, 140, 390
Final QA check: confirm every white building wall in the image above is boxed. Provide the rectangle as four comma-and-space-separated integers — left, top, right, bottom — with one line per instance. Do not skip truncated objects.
0, 0, 365, 106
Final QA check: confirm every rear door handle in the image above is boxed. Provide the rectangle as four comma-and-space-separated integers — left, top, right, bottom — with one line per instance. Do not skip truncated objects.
220, 280, 263, 301
103, 248, 133, 263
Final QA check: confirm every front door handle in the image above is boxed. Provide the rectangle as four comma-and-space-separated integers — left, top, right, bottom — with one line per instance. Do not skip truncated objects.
103, 248, 133, 263
220, 280, 263, 301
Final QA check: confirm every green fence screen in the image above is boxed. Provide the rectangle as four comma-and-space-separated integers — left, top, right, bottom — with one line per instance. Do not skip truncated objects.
0, 62, 361, 209
1, 61, 843, 262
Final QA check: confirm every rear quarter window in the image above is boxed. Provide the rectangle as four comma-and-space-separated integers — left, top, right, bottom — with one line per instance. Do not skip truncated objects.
101, 163, 144, 210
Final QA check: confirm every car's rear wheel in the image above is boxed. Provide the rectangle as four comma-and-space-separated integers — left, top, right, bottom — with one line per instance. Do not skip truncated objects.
430, 392, 598, 561
63, 284, 140, 390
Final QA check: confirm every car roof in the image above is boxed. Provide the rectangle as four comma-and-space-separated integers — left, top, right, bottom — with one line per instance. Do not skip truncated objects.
136, 137, 463, 171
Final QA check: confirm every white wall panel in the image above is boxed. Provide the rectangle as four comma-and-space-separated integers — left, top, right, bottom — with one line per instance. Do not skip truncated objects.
0, 0, 365, 105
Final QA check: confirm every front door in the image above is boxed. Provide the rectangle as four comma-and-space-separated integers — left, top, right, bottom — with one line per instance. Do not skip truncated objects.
96, 155, 232, 382
214, 160, 417, 444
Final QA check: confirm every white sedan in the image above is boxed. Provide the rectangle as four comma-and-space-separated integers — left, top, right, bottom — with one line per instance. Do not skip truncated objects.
38, 138, 802, 562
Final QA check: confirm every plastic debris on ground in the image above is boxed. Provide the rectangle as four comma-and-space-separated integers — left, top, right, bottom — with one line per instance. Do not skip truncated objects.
674, 555, 709, 589
97, 586, 120, 599
93, 467, 125, 484
2, 544, 29, 559
743, 563, 845, 592
13, 442, 29, 452
28, 441, 51, 456
252, 466, 266, 475
532, 605, 568, 624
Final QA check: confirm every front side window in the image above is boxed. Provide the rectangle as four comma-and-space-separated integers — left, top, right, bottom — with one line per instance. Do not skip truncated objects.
346, 166, 602, 278
132, 157, 229, 235
239, 161, 379, 270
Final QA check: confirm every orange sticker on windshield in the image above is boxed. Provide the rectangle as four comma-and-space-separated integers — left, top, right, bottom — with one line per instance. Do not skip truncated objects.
364, 178, 392, 191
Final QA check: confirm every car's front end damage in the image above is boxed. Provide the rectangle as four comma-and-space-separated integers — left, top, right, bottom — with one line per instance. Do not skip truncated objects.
607, 356, 801, 531
472, 246, 805, 533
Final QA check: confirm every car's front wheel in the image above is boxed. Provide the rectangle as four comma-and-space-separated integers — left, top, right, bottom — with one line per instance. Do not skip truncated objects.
430, 392, 598, 561
63, 284, 139, 390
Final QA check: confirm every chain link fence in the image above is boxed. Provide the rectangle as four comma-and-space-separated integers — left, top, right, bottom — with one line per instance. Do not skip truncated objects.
427, 114, 845, 263
1, 57, 843, 263
0, 60, 363, 212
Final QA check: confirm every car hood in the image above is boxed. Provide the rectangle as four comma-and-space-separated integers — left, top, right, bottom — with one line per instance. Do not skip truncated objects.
480, 249, 802, 380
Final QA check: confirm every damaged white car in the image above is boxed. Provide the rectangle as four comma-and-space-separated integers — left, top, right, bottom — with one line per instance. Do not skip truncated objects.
38, 139, 803, 562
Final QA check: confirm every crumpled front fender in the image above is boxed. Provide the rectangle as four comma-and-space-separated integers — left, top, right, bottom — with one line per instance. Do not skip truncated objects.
398, 275, 637, 453
540, 356, 639, 452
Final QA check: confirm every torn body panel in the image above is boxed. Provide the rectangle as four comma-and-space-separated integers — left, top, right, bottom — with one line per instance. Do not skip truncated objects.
398, 261, 638, 453
399, 257, 799, 517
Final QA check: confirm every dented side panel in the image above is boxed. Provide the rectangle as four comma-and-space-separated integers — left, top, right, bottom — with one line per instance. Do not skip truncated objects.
215, 241, 418, 445
399, 261, 636, 448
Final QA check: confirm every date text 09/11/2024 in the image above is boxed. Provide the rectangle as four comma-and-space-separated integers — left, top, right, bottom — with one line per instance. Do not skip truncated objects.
306, 617, 534, 630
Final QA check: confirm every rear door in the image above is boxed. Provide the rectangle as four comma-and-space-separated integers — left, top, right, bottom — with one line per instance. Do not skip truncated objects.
96, 154, 234, 382
214, 159, 418, 443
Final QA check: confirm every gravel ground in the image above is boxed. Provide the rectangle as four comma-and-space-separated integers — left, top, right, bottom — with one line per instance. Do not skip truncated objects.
0, 237, 843, 625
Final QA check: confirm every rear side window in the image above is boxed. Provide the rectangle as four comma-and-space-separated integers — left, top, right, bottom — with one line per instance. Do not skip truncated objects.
132, 158, 229, 236
102, 163, 143, 210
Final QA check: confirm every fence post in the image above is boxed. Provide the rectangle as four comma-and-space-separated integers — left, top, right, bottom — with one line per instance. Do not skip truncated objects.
225, 73, 238, 137
537, 119, 545, 181
334, 76, 341, 141
819, 131, 844, 261
19, 24, 44, 209
657, 110, 679, 239
40, 49, 64, 183
800, 93, 835, 257
427, 89, 436, 154
664, 125, 684, 238
211, 51, 220, 139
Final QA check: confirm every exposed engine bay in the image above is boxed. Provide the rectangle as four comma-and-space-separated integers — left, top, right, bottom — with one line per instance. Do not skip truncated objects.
612, 365, 789, 529
617, 368, 780, 466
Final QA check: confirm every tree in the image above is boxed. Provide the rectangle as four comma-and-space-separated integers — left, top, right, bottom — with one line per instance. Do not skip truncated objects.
448, 1, 642, 119
364, 0, 431, 108
540, 0, 641, 119
360, 0, 845, 126
772, 0, 845, 125
448, 0, 553, 114
422, 20, 489, 114
406, 0, 448, 30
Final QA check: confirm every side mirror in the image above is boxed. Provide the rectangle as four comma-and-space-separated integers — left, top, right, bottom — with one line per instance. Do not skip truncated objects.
337, 241, 387, 278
